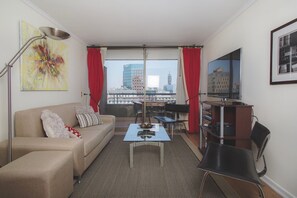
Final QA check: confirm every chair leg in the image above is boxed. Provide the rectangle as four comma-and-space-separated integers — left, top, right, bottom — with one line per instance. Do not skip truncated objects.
135, 113, 142, 123
199, 171, 209, 198
256, 184, 265, 198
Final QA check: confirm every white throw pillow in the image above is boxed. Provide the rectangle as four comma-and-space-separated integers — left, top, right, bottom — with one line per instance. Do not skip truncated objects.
41, 109, 70, 138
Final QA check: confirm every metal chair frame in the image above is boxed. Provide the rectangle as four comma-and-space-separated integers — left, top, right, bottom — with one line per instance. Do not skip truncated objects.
159, 103, 190, 133
198, 121, 271, 198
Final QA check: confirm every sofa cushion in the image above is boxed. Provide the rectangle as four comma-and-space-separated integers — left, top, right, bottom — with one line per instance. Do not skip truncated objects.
0, 151, 73, 198
15, 103, 80, 137
76, 112, 103, 128
75, 105, 95, 114
0, 137, 85, 177
76, 123, 113, 156
41, 110, 69, 138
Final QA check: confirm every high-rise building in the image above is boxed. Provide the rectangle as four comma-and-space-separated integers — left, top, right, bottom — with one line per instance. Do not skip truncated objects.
132, 75, 144, 92
163, 72, 173, 93
168, 72, 172, 85
207, 67, 229, 94
123, 64, 144, 89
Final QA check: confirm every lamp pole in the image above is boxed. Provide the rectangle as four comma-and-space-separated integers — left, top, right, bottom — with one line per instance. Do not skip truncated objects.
0, 27, 70, 163
5, 35, 46, 163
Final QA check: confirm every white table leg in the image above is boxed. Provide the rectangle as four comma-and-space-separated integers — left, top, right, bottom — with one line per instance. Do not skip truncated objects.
171, 124, 174, 140
130, 143, 134, 168
160, 142, 164, 167
129, 142, 165, 168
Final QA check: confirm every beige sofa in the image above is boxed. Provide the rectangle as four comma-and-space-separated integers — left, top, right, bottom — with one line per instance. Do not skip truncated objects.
0, 103, 115, 178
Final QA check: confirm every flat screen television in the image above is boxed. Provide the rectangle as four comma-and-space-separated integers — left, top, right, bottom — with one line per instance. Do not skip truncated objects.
207, 49, 241, 100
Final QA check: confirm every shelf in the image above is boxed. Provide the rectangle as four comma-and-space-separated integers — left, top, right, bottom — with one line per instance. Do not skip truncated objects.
199, 101, 253, 151
202, 115, 212, 121
203, 101, 251, 107
200, 126, 237, 140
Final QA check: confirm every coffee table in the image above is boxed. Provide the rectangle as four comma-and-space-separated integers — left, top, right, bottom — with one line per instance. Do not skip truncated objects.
123, 123, 171, 168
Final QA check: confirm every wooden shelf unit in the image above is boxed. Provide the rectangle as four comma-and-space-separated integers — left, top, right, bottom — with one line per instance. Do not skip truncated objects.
199, 101, 253, 151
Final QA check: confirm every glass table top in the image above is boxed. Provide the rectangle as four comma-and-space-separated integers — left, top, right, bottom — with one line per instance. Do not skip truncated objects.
123, 123, 171, 142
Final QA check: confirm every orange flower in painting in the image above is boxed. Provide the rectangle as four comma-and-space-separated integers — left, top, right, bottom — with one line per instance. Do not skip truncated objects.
33, 42, 65, 77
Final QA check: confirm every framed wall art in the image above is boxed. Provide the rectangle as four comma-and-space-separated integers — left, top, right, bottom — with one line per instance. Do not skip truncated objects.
20, 20, 68, 90
270, 18, 297, 85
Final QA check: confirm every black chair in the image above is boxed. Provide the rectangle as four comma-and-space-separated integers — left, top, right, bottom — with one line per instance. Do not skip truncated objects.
165, 103, 190, 133
146, 101, 166, 118
133, 101, 151, 123
154, 104, 190, 138
197, 121, 271, 198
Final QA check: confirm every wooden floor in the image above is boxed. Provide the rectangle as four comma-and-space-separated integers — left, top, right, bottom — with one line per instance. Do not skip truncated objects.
115, 117, 281, 198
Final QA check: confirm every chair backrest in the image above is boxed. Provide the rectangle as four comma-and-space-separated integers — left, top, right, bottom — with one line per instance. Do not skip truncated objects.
165, 104, 190, 119
250, 121, 271, 161
165, 104, 190, 113
133, 101, 142, 113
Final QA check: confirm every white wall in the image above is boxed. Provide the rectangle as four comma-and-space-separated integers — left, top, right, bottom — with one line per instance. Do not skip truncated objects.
0, 0, 89, 141
201, 0, 297, 197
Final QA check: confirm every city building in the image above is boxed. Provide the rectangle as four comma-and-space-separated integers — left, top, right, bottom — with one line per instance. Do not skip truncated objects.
123, 64, 143, 89
132, 75, 144, 92
207, 67, 229, 94
163, 72, 174, 93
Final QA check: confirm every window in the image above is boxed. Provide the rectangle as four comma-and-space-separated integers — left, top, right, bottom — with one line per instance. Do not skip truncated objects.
104, 48, 178, 105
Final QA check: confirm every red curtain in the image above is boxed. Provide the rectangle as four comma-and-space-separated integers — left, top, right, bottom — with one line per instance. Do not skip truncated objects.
87, 48, 104, 112
183, 48, 201, 133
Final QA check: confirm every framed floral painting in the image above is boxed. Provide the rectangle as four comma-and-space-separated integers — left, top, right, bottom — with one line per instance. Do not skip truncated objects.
20, 21, 68, 90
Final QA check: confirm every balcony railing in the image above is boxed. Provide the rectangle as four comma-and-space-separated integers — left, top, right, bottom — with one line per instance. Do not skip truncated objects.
107, 92, 176, 104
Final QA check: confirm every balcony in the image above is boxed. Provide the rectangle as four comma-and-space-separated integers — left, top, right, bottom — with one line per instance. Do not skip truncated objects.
102, 92, 176, 116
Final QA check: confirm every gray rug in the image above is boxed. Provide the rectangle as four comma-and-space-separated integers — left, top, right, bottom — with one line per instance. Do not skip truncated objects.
71, 135, 225, 198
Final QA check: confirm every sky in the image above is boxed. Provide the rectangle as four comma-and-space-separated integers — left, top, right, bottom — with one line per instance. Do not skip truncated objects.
105, 60, 178, 90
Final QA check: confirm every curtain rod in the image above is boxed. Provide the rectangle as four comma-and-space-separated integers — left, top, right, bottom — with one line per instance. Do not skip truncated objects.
87, 45, 203, 49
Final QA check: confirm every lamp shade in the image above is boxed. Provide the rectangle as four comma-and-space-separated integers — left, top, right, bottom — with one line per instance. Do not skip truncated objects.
39, 27, 70, 40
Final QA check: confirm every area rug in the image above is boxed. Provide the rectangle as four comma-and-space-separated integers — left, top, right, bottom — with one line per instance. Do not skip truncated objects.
70, 135, 225, 198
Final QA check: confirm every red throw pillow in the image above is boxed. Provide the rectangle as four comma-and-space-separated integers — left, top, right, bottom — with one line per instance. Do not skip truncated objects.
65, 125, 82, 139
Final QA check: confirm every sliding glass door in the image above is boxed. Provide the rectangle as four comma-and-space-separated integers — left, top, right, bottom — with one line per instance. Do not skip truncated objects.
104, 48, 178, 117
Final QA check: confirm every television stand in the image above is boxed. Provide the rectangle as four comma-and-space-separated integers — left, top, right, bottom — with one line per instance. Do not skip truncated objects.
199, 101, 253, 152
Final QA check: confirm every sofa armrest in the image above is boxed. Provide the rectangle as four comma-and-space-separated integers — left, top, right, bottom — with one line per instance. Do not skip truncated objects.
0, 137, 84, 177
99, 115, 116, 125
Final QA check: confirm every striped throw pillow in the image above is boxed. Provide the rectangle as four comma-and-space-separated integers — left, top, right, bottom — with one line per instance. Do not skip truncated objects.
76, 112, 103, 128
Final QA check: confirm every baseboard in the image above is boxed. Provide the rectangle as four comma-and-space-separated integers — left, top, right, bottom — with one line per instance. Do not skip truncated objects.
180, 133, 203, 160
261, 175, 295, 198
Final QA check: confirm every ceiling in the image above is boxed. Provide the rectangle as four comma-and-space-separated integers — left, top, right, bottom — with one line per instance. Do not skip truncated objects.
27, 0, 255, 46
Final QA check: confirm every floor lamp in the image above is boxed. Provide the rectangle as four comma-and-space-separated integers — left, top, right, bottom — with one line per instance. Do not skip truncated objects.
0, 27, 70, 163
